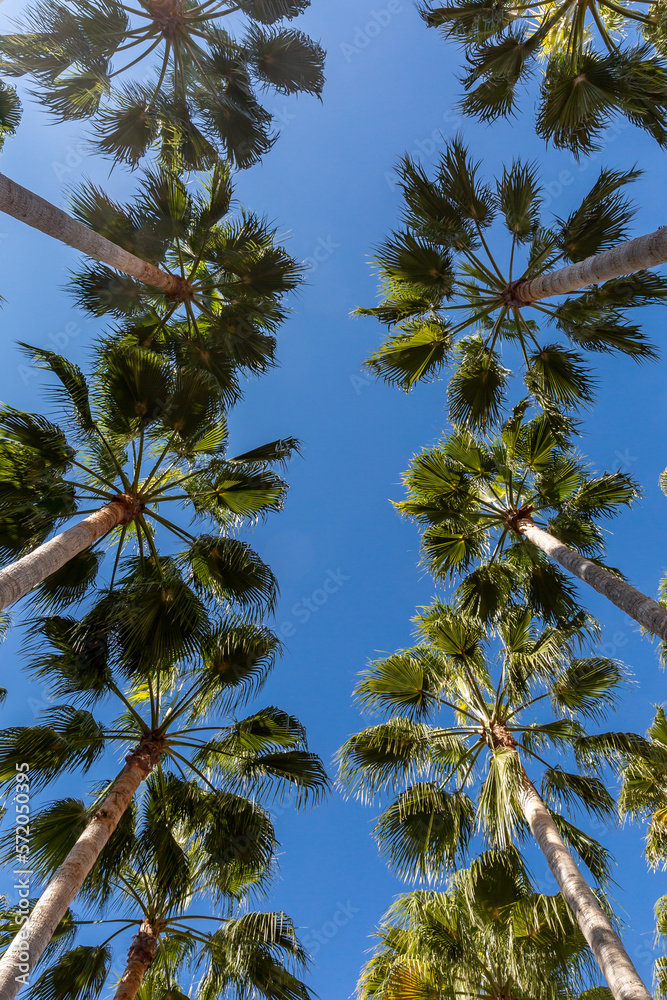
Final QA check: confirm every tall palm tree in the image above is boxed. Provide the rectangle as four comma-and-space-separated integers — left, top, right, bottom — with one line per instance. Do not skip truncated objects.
11, 776, 312, 1000
0, 338, 295, 612
359, 140, 667, 428
0, 0, 325, 169
0, 597, 328, 997
396, 406, 667, 642
360, 850, 607, 1000
420, 0, 667, 154
0, 163, 303, 366
337, 602, 652, 1000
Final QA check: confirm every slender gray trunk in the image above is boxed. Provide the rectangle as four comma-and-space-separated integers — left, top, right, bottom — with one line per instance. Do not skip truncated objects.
0, 172, 181, 295
519, 773, 652, 1000
111, 920, 161, 1000
518, 517, 667, 643
516, 226, 667, 303
0, 747, 157, 1000
0, 501, 128, 612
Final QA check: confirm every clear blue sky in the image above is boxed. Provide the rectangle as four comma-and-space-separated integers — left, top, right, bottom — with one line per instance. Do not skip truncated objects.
1, 1, 667, 997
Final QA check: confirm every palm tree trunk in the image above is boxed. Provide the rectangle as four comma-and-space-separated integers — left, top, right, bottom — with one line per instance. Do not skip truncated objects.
517, 515, 667, 642
0, 498, 132, 612
112, 920, 161, 1000
515, 226, 667, 303
0, 172, 182, 295
0, 744, 160, 1000
518, 773, 652, 1000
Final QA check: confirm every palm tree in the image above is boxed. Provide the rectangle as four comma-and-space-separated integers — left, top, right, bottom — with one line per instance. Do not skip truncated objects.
0, 163, 303, 366
0, 0, 325, 169
13, 775, 312, 1000
359, 140, 667, 429
360, 849, 608, 1000
420, 0, 667, 154
396, 406, 667, 642
0, 337, 296, 613
337, 602, 652, 1000
0, 597, 328, 998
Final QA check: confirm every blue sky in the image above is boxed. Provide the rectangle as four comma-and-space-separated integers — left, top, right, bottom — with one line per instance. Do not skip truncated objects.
1, 1, 667, 997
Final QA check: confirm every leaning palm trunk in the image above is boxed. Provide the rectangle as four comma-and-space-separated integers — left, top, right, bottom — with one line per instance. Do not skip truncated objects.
518, 772, 652, 1000
0, 498, 135, 612
516, 227, 667, 303
112, 920, 161, 1000
0, 173, 182, 295
517, 516, 667, 643
0, 744, 161, 1000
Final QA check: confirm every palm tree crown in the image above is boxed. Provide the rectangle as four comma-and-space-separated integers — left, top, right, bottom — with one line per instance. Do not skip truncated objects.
396, 407, 638, 626
0, 0, 325, 169
0, 557, 328, 997
0, 593, 328, 818
338, 602, 620, 885
69, 164, 304, 384
360, 141, 665, 430
420, 0, 667, 154
0, 338, 295, 613
359, 850, 606, 1000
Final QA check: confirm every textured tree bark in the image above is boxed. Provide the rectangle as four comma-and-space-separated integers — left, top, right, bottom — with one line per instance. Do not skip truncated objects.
518, 517, 667, 643
0, 745, 160, 1000
0, 172, 182, 295
111, 920, 162, 1000
0, 501, 127, 612
515, 226, 667, 303
519, 774, 652, 1000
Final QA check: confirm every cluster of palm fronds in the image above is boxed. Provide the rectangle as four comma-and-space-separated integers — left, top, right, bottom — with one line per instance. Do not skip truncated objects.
0, 0, 324, 169
345, 9, 667, 1000
0, 2, 330, 998
3, 1, 667, 999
